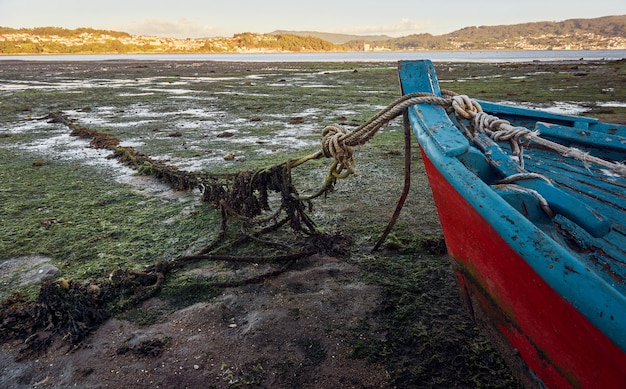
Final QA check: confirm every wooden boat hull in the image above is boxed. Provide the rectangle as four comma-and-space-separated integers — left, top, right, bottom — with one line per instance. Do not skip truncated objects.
422, 152, 625, 388
399, 60, 626, 388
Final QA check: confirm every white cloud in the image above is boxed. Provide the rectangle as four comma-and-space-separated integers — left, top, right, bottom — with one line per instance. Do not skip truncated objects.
337, 18, 431, 36
116, 18, 224, 38
109, 17, 432, 39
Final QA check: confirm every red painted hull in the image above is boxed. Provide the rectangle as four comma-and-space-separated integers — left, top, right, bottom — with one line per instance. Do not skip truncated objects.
421, 150, 626, 388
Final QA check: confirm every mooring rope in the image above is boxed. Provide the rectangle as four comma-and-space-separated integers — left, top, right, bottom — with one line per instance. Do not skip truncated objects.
318, 92, 452, 186
318, 90, 626, 182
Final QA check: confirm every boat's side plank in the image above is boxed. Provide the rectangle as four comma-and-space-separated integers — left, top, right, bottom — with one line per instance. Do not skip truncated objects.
535, 121, 626, 156
472, 132, 612, 238
417, 147, 626, 389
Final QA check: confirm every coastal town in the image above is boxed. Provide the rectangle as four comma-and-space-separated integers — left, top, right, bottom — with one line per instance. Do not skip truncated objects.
2, 15, 626, 54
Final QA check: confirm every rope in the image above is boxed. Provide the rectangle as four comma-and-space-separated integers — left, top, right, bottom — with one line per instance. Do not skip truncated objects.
496, 173, 552, 185
450, 96, 626, 176
319, 93, 451, 183
316, 89, 625, 194
498, 184, 555, 218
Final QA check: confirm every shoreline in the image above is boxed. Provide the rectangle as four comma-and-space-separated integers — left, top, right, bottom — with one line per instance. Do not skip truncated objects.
2, 48, 625, 63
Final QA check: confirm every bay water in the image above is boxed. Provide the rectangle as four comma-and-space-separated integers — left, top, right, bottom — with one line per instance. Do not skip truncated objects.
1, 49, 625, 62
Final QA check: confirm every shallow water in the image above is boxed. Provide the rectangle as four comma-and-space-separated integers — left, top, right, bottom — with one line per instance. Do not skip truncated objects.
3, 49, 625, 62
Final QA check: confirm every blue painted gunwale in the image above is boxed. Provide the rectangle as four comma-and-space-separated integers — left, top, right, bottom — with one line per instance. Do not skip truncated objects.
398, 60, 626, 352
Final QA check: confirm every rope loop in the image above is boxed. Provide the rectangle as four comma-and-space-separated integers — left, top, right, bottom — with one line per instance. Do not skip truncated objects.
321, 125, 352, 159
474, 112, 534, 140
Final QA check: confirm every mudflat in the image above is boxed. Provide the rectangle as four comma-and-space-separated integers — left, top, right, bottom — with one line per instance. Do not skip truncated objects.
1, 59, 624, 388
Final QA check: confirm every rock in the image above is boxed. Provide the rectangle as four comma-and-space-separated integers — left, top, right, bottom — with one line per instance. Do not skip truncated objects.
0, 256, 57, 290
20, 263, 59, 286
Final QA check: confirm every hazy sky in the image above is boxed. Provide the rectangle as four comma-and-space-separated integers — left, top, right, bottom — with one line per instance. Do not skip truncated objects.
1, 0, 624, 38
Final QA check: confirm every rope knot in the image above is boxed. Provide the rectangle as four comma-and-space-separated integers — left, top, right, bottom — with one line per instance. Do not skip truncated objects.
321, 125, 348, 157
321, 125, 355, 179
451, 95, 483, 119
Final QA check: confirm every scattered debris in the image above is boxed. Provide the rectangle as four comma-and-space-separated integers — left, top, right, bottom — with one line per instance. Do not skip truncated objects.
216, 131, 235, 138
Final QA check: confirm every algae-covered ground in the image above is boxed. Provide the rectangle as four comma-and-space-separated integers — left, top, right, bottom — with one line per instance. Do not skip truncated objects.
0, 59, 624, 388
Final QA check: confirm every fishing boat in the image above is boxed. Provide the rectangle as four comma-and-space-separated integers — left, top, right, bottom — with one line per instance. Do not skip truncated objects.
398, 60, 626, 388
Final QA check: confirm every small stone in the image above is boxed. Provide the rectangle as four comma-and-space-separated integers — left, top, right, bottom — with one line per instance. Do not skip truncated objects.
194, 365, 200, 370
223, 152, 235, 160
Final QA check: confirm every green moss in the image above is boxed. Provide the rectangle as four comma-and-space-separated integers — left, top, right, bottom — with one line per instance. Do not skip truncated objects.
0, 148, 220, 298
439, 61, 626, 109
1, 60, 622, 386
158, 272, 222, 309
352, 253, 521, 388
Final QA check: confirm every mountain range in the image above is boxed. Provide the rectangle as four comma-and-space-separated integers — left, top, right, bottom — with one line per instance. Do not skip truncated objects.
272, 15, 626, 50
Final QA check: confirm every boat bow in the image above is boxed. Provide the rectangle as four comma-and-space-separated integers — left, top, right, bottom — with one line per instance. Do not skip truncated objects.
399, 60, 626, 388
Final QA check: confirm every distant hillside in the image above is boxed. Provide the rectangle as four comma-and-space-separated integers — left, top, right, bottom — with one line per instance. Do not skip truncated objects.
269, 30, 391, 45
0, 29, 339, 55
342, 15, 626, 50
1, 15, 625, 55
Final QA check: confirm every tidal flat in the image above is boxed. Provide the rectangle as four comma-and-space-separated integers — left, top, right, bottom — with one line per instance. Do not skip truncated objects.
0, 59, 624, 388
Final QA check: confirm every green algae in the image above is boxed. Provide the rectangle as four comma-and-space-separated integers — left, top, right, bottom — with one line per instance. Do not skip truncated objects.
1, 59, 624, 387
352, 252, 521, 388
0, 148, 219, 299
